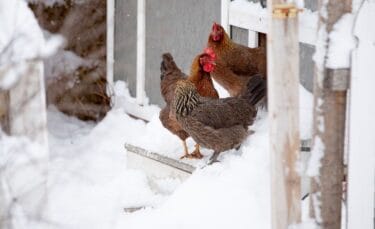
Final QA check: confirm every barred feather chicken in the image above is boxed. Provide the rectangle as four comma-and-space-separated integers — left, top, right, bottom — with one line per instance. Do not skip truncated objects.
206, 22, 267, 97
173, 74, 266, 164
159, 51, 218, 159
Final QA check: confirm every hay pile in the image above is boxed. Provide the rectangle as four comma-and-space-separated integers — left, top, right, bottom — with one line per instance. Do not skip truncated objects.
30, 0, 110, 121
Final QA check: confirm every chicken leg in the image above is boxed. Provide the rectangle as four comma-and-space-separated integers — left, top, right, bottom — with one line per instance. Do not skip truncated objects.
180, 140, 190, 159
207, 151, 221, 165
180, 142, 204, 159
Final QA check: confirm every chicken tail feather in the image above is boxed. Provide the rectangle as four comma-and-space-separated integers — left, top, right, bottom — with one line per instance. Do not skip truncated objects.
242, 74, 267, 106
160, 53, 179, 80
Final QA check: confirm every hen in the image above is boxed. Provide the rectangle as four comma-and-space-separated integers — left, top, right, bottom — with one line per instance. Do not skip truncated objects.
173, 74, 266, 164
206, 22, 267, 97
159, 51, 218, 159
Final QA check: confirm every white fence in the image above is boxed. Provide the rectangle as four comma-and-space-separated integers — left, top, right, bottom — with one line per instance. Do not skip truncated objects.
347, 1, 375, 228
221, 0, 374, 228
221, 0, 317, 47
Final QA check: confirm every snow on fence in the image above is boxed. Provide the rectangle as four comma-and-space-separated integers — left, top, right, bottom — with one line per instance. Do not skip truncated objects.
0, 0, 52, 221
0, 61, 49, 223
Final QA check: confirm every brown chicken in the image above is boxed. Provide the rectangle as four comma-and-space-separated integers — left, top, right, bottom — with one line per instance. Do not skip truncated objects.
206, 22, 267, 97
159, 51, 218, 159
173, 74, 266, 164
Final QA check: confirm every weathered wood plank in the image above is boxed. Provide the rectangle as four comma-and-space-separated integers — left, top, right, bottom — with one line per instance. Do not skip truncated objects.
8, 61, 48, 146
267, 1, 301, 228
309, 1, 352, 228
126, 140, 311, 168
125, 143, 195, 182
0, 91, 10, 133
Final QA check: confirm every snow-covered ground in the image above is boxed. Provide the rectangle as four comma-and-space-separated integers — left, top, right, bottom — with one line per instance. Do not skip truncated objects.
10, 81, 310, 229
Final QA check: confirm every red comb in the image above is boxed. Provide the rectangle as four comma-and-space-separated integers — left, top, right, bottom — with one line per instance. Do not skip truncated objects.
213, 22, 222, 30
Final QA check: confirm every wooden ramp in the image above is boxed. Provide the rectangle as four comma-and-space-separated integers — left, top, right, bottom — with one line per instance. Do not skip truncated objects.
125, 139, 311, 180
125, 143, 195, 182
124, 140, 311, 212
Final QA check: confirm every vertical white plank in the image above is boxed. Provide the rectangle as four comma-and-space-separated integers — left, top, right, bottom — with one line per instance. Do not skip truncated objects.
221, 0, 230, 34
9, 61, 48, 147
347, 1, 375, 229
268, 2, 301, 228
248, 30, 259, 48
136, 0, 146, 105
8, 60, 49, 216
107, 0, 115, 87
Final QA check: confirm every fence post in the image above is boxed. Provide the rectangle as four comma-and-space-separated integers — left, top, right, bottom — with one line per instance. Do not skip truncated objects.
8, 60, 49, 218
267, 1, 301, 228
136, 0, 146, 105
0, 91, 10, 133
309, 0, 352, 228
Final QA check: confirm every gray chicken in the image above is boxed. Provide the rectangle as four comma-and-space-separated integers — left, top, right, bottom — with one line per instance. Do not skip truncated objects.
173, 74, 266, 164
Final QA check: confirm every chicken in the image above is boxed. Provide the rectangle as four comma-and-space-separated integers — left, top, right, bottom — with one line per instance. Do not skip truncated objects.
173, 74, 266, 164
159, 51, 218, 159
206, 22, 267, 97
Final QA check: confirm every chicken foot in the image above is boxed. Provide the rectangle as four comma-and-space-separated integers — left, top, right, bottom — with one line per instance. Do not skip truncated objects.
190, 144, 203, 159
180, 142, 203, 159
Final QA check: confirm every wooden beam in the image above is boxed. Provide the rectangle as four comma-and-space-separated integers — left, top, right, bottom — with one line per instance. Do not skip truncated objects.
0, 91, 10, 134
267, 1, 301, 228
310, 0, 352, 229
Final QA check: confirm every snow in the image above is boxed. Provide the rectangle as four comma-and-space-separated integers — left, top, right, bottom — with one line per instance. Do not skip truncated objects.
0, 132, 48, 228
326, 13, 356, 68
123, 110, 272, 229
233, 0, 267, 17
299, 8, 319, 31
0, 0, 63, 90
0, 78, 314, 228
312, 4, 357, 70
306, 136, 324, 177
44, 106, 166, 229
44, 49, 91, 83
312, 24, 328, 73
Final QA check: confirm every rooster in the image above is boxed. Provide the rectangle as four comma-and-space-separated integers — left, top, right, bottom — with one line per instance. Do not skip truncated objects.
159, 51, 218, 159
173, 74, 266, 164
206, 22, 267, 97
